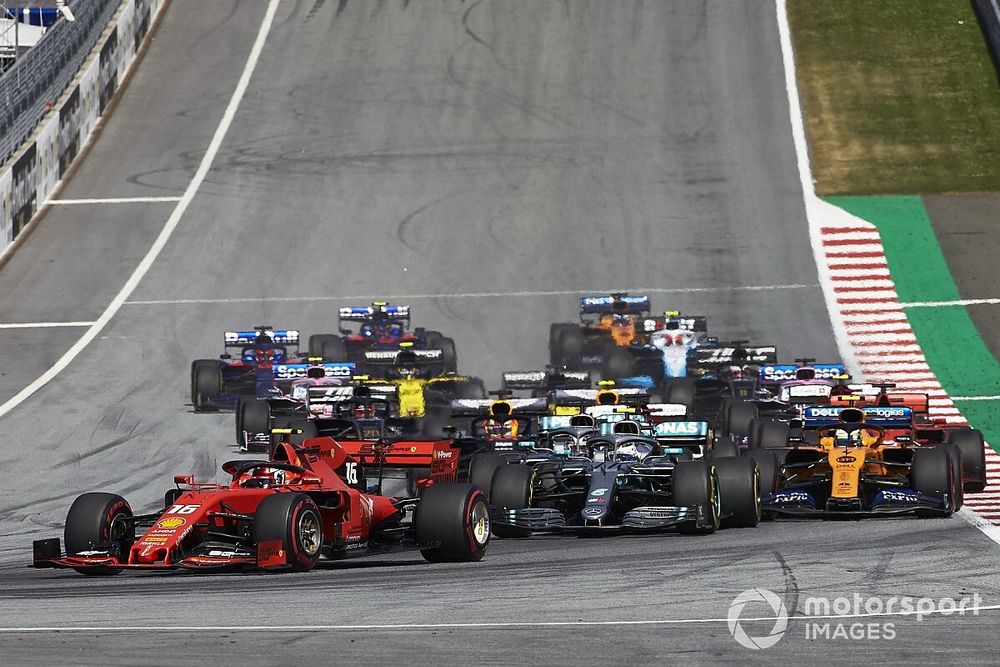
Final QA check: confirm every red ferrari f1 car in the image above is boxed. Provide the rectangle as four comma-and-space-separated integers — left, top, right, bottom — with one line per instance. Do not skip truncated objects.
32, 437, 490, 574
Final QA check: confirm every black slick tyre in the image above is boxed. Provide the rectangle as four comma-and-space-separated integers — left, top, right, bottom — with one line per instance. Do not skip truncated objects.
489, 464, 533, 538
415, 483, 490, 562
468, 453, 506, 499
910, 447, 955, 516
722, 400, 757, 437
672, 460, 720, 535
191, 359, 222, 411
603, 348, 633, 380
947, 429, 986, 493
253, 493, 323, 571
711, 436, 739, 459
237, 399, 271, 449
64, 492, 134, 575
714, 457, 760, 528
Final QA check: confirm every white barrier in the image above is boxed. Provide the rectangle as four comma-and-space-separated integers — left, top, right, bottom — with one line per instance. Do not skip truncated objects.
0, 0, 166, 257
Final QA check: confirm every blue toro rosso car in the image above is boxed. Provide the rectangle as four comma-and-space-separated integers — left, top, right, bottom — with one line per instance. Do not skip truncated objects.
307, 302, 457, 378
191, 327, 349, 411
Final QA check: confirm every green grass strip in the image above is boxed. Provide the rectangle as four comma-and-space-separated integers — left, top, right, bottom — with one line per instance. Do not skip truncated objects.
825, 196, 1000, 448
788, 0, 1000, 194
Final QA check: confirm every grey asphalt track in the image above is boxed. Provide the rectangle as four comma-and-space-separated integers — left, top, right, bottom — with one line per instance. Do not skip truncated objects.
0, 0, 997, 663
924, 194, 1000, 361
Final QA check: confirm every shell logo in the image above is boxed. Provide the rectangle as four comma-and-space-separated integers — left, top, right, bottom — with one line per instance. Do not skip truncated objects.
157, 517, 186, 529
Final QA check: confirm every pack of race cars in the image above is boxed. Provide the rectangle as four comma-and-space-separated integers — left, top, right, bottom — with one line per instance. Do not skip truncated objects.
33, 295, 990, 575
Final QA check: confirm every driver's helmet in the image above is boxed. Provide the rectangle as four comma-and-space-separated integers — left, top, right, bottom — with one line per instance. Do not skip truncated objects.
485, 419, 519, 439
246, 347, 285, 365
353, 402, 375, 420
611, 313, 634, 327
360, 323, 376, 337
795, 367, 816, 380
614, 440, 653, 462
833, 428, 862, 447
727, 365, 745, 380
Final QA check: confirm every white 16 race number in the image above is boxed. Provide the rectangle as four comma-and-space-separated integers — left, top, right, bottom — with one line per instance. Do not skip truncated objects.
344, 462, 359, 485
166, 504, 201, 515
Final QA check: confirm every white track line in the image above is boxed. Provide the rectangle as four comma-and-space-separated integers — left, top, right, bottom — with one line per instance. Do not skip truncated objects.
902, 298, 1000, 308
0, 0, 281, 421
952, 396, 1000, 401
0, 321, 95, 329
2, 603, 999, 633
45, 196, 183, 205
123, 284, 819, 306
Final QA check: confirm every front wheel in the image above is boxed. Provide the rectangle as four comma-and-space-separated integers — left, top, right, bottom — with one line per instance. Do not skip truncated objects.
237, 399, 271, 449
191, 359, 222, 411
415, 483, 490, 562
672, 461, 720, 535
253, 493, 323, 571
715, 457, 760, 528
490, 464, 533, 538
910, 447, 955, 517
64, 493, 134, 575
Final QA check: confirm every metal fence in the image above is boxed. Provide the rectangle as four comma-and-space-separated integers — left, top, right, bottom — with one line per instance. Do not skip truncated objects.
0, 0, 120, 165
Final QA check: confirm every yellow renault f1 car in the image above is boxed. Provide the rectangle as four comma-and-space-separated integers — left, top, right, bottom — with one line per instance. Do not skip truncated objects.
761, 407, 959, 518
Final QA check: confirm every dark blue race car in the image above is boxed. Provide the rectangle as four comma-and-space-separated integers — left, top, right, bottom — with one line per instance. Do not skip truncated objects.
190, 326, 314, 411
307, 302, 457, 378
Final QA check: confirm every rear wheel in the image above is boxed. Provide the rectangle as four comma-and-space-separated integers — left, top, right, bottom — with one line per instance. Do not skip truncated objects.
948, 429, 987, 493
721, 399, 757, 438
191, 359, 222, 411
943, 443, 964, 510
64, 493, 134, 575
748, 418, 789, 449
662, 378, 695, 412
454, 377, 487, 400
910, 447, 955, 516
490, 464, 533, 538
253, 493, 323, 571
711, 436, 739, 459
439, 337, 458, 373
415, 483, 490, 562
603, 348, 633, 379
715, 457, 760, 528
468, 453, 506, 499
308, 334, 339, 358
558, 325, 585, 370
549, 323, 574, 367
673, 461, 720, 535
237, 400, 271, 450
320, 337, 348, 363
